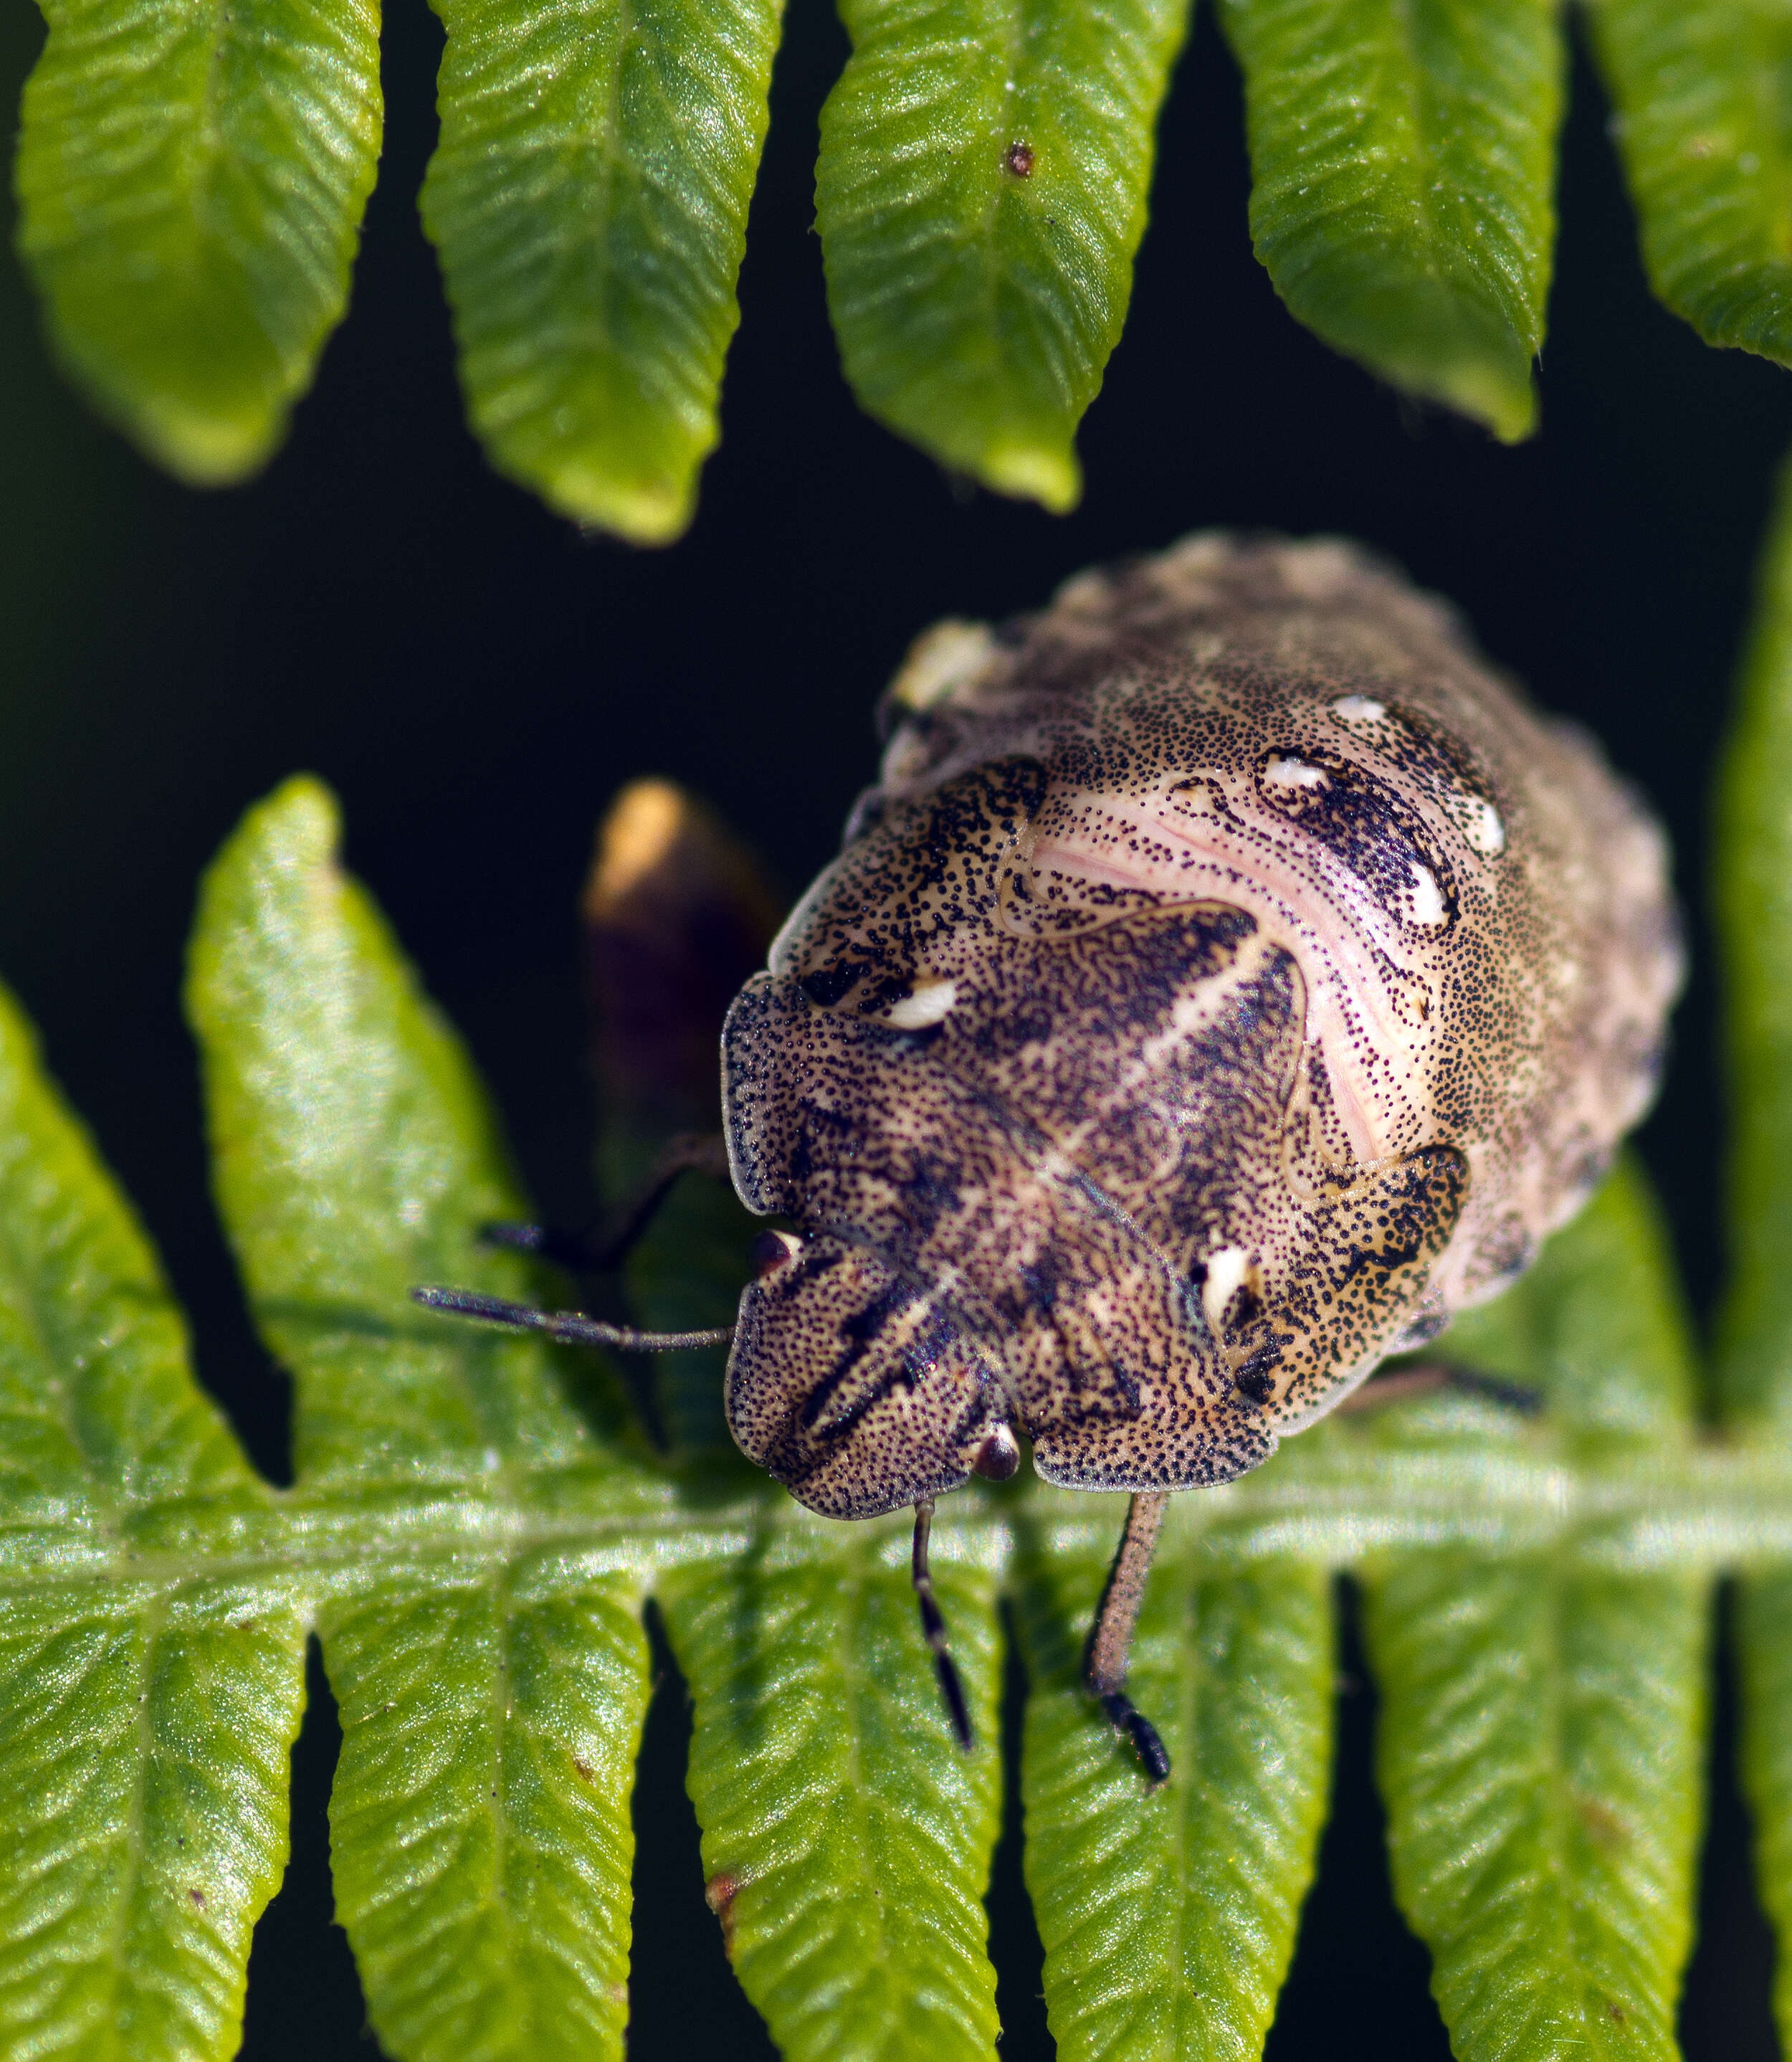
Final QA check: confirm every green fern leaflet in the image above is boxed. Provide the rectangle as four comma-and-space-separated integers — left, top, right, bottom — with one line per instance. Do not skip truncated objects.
9, 0, 1792, 534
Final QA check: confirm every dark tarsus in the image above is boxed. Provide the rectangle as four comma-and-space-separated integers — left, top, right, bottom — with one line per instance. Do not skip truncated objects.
912, 1498, 974, 1752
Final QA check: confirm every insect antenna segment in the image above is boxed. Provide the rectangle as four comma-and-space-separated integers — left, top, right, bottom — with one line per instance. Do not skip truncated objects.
911, 1499, 974, 1752
411, 1285, 734, 1353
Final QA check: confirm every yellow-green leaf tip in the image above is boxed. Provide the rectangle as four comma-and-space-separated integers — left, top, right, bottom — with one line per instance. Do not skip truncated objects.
978, 441, 1082, 515
91, 384, 291, 488
1430, 359, 1538, 445
533, 460, 700, 546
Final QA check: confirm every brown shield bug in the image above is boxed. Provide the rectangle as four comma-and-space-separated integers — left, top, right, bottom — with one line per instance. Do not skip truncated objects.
420, 533, 1682, 1780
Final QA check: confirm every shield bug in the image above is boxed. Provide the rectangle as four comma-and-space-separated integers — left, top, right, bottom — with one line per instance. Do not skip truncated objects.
420, 533, 1682, 1780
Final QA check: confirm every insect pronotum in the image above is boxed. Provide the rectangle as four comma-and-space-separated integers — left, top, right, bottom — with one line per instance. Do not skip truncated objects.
419, 533, 1681, 1782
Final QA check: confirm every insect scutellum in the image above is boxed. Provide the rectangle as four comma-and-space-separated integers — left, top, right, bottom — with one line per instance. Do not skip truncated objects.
417, 531, 1683, 1793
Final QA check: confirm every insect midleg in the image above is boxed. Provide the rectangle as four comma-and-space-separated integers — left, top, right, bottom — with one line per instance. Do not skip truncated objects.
481, 1129, 731, 1273
911, 1498, 974, 1752
1331, 1361, 1543, 1417
1086, 1490, 1172, 1784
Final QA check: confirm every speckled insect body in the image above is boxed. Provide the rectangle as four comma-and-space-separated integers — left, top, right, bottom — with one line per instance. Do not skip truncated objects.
421, 533, 1681, 1778
721, 536, 1680, 1549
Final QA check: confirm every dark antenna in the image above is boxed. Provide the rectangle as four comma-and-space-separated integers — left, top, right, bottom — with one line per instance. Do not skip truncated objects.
1086, 1490, 1171, 1783
911, 1498, 973, 1752
412, 1286, 733, 1353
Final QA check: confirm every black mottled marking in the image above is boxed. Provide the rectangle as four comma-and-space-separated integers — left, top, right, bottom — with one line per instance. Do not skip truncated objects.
1256, 749, 1458, 931
801, 966, 859, 1007
799, 1277, 913, 1430
1232, 1351, 1279, 1406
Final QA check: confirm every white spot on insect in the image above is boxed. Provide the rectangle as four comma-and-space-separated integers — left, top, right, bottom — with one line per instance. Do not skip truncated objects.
887, 979, 958, 1029
1407, 861, 1448, 927
1199, 1246, 1252, 1334
1461, 794, 1506, 857
1330, 694, 1385, 723
1262, 754, 1328, 791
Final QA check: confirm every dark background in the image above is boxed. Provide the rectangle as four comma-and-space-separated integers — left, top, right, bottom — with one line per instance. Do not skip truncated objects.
0, 0, 1785, 2051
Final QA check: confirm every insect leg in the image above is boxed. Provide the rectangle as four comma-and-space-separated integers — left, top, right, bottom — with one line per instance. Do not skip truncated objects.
1333, 1362, 1543, 1417
411, 1285, 733, 1352
911, 1499, 974, 1752
1086, 1490, 1172, 1784
481, 1131, 731, 1273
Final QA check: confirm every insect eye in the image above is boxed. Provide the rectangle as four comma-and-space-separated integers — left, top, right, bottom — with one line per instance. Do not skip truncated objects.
969, 1423, 1020, 1481
748, 1228, 802, 1280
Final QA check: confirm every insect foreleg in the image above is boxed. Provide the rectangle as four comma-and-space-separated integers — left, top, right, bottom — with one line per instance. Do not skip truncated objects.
480, 1130, 731, 1274
411, 1285, 733, 1352
1087, 1491, 1172, 1785
911, 1499, 974, 1752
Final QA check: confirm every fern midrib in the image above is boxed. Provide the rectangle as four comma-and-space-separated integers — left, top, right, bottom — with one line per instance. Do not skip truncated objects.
7, 1440, 1792, 1599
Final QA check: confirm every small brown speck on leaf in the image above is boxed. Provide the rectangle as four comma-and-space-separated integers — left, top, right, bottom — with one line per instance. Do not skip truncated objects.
573, 1757, 594, 1780
1006, 141, 1034, 178
1578, 1797, 1629, 1850
188, 1888, 206, 1910
1606, 2000, 1626, 2025
705, 1872, 741, 1958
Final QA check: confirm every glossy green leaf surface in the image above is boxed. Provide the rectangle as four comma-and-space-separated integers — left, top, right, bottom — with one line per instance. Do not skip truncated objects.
186, 776, 616, 1488
0, 979, 308, 2062
0, 1588, 309, 2062
1218, 0, 1560, 440
188, 779, 662, 2061
664, 1521, 1004, 2062
1437, 1155, 1698, 1450
1716, 448, 1792, 1433
1723, 452, 1792, 2062
323, 1572, 651, 2062
419, 0, 784, 541
1016, 1540, 1331, 2062
1738, 1574, 1792, 2055
816, 0, 1189, 511
1589, 0, 1792, 370
1366, 1559, 1707, 2060
1363, 1162, 1709, 2062
14, 0, 380, 483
